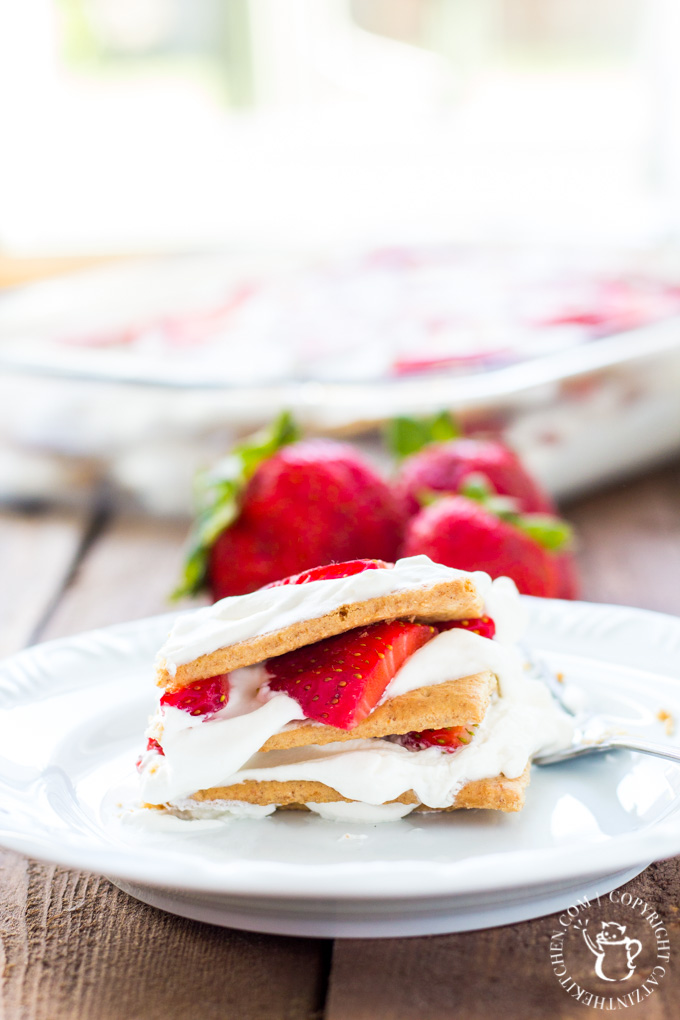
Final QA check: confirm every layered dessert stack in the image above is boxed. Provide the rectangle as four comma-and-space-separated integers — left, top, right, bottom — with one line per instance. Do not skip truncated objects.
138, 556, 571, 822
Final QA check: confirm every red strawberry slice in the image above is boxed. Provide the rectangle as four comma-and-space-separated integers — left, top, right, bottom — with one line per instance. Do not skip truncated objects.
265, 559, 391, 588
266, 620, 435, 729
160, 674, 230, 718
401, 724, 475, 753
135, 736, 165, 771
438, 616, 496, 640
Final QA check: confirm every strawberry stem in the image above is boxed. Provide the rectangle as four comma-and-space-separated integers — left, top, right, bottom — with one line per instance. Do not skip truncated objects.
171, 411, 300, 599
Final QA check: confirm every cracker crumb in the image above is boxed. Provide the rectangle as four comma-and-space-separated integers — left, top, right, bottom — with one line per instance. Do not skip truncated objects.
657, 709, 675, 737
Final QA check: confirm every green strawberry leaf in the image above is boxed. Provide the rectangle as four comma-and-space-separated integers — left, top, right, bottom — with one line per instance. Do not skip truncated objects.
386, 412, 460, 460
513, 514, 573, 552
460, 474, 572, 552
459, 473, 493, 502
171, 411, 300, 600
460, 474, 521, 516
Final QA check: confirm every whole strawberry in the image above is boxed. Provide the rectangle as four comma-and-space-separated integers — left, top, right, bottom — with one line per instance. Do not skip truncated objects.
174, 413, 406, 600
388, 414, 577, 598
394, 434, 555, 516
402, 494, 570, 598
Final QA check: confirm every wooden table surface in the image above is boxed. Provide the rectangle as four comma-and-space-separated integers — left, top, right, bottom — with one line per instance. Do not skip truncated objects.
1, 460, 680, 1020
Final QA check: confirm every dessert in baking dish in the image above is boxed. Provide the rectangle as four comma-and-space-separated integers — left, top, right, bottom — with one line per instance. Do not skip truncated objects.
138, 556, 572, 821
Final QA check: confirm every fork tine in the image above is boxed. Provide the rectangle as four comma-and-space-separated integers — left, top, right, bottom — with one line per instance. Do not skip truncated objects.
519, 642, 577, 716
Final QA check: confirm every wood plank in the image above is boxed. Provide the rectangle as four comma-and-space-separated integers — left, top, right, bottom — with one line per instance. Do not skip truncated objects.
0, 851, 30, 1012
0, 507, 88, 658
1, 509, 330, 1020
0, 506, 88, 1019
566, 459, 680, 615
2, 862, 328, 1020
37, 512, 205, 640
326, 863, 680, 1020
325, 463, 680, 1020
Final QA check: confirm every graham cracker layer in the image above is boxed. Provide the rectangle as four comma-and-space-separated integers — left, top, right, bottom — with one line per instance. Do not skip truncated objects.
158, 576, 482, 690
258, 671, 497, 752
187, 765, 530, 814
419, 766, 530, 812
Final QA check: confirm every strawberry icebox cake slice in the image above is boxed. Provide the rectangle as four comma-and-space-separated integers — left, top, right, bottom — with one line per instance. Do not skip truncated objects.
137, 555, 573, 822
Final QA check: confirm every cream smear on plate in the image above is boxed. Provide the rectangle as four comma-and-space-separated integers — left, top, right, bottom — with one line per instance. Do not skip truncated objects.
157, 555, 524, 676
305, 801, 416, 822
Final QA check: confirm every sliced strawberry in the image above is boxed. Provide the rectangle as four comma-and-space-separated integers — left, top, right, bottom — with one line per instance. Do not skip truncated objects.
401, 724, 476, 753
265, 559, 391, 588
437, 616, 496, 639
135, 736, 165, 771
160, 674, 230, 718
266, 620, 435, 728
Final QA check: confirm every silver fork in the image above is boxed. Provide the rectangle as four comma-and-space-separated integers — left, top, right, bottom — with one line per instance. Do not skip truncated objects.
524, 648, 680, 767
533, 731, 680, 766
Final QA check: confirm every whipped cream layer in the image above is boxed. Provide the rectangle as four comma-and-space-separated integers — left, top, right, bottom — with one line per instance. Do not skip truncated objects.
143, 669, 571, 811
140, 619, 572, 807
205, 681, 570, 809
157, 555, 524, 676
380, 627, 522, 703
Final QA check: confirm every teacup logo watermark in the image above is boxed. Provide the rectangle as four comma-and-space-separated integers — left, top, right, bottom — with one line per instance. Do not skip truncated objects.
578, 920, 642, 982
550, 890, 671, 1009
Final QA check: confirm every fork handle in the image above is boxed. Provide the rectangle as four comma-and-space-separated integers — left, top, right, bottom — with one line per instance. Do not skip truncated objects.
607, 734, 680, 764
536, 735, 680, 766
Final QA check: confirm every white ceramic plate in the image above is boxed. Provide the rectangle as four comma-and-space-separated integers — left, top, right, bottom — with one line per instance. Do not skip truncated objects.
1, 599, 680, 938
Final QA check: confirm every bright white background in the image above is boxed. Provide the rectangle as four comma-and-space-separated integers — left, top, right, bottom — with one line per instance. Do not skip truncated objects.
2, 0, 680, 255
